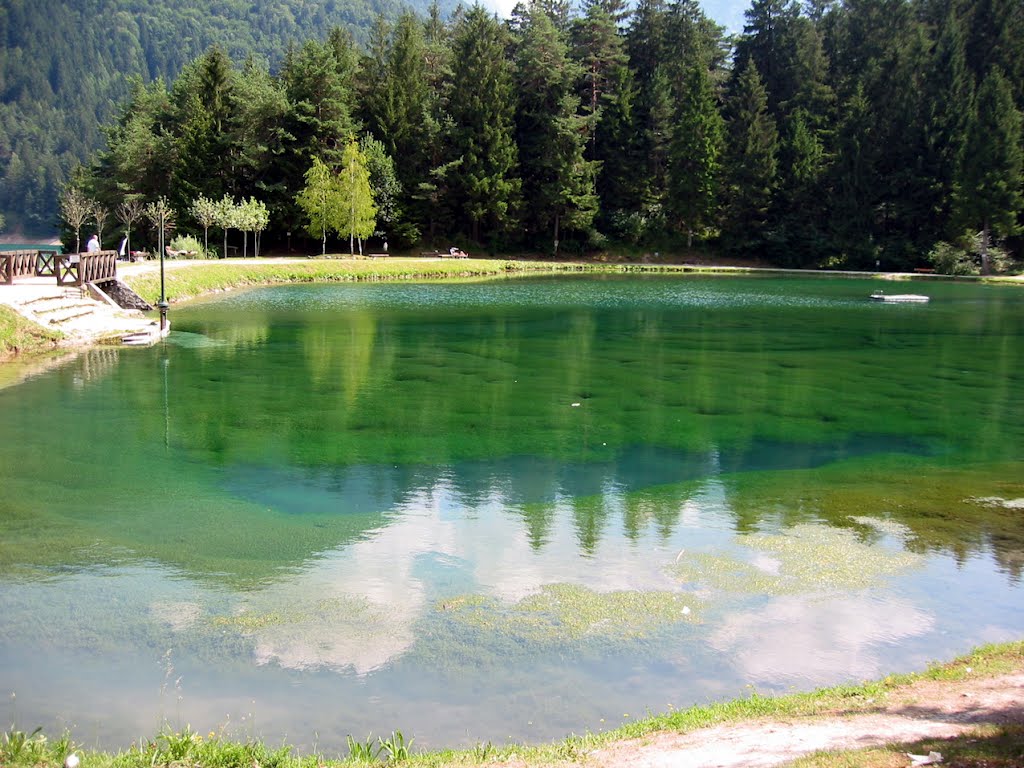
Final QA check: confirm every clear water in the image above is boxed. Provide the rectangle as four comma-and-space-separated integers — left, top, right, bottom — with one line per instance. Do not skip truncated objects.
1, 274, 1022, 753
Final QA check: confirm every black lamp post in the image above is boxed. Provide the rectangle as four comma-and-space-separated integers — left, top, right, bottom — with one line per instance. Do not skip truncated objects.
157, 206, 169, 332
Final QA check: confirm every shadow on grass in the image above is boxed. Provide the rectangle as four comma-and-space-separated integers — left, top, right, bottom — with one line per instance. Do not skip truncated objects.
795, 725, 1024, 768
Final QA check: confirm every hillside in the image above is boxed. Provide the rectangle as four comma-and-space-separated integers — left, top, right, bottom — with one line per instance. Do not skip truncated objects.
0, 0, 456, 235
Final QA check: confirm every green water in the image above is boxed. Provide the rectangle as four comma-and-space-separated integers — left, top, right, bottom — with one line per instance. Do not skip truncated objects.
0, 275, 1021, 752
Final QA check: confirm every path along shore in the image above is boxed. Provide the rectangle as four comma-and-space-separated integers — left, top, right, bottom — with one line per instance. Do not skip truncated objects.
2, 257, 1021, 351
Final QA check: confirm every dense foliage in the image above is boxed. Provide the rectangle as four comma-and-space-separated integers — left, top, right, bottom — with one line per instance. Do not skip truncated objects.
0, 0, 455, 235
9, 0, 1024, 269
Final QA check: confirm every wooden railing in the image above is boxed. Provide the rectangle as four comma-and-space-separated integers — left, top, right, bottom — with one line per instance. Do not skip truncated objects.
57, 250, 118, 287
36, 249, 59, 277
1, 249, 41, 285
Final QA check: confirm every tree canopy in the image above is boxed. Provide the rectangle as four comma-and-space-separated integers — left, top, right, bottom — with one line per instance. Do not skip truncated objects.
25, 0, 1024, 270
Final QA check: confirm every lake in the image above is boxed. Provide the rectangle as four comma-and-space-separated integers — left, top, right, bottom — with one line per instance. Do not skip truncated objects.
0, 274, 1021, 754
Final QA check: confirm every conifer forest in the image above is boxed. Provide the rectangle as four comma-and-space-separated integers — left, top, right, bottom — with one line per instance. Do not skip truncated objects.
2, 0, 1022, 270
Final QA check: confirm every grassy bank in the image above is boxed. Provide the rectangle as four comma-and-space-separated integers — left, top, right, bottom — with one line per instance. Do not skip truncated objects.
3, 641, 1021, 768
118, 256, 773, 305
120, 255, 1019, 307
0, 304, 63, 360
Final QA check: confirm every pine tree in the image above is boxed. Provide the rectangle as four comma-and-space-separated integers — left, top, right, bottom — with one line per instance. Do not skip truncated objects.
953, 67, 1023, 272
722, 59, 779, 254
920, 1, 974, 245
667, 64, 725, 247
515, 3, 598, 252
829, 83, 878, 267
734, 0, 801, 119
448, 6, 520, 245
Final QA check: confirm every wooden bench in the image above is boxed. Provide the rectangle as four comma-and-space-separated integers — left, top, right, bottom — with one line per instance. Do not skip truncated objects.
914, 267, 936, 274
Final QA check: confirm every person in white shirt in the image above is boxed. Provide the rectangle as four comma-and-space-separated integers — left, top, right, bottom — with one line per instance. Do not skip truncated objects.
86, 234, 101, 253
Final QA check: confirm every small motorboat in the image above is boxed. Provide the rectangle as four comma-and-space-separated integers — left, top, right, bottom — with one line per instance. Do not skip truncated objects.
870, 292, 929, 303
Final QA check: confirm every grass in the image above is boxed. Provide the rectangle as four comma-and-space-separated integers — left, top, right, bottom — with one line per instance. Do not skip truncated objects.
117, 255, 836, 306
3, 641, 1021, 767
0, 304, 63, 359
790, 725, 1024, 767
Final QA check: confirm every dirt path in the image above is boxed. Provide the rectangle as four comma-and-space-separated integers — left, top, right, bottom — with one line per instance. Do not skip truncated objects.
500, 671, 1024, 768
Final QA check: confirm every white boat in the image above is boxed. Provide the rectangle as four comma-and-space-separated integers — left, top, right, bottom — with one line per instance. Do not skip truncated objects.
870, 292, 929, 303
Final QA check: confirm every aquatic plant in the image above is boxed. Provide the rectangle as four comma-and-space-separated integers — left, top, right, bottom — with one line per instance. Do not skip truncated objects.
1, 727, 45, 764
377, 730, 413, 763
440, 583, 700, 644
668, 522, 923, 594
345, 734, 381, 762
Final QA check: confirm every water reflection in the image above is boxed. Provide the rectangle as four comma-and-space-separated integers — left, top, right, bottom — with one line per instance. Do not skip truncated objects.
708, 594, 935, 684
0, 276, 1022, 751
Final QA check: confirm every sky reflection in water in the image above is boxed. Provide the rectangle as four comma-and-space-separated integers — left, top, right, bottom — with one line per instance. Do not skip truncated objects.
0, 275, 1022, 752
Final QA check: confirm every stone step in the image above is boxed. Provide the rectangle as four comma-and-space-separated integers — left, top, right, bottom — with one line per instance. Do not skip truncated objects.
41, 305, 97, 325
30, 299, 98, 316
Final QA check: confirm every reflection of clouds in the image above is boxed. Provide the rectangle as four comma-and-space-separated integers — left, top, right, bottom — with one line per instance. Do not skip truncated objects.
150, 600, 202, 631
237, 475, 704, 674
709, 594, 935, 684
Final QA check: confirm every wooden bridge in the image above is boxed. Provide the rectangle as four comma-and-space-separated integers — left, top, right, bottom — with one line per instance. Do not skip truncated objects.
1, 248, 119, 287
57, 250, 119, 286
1, 248, 62, 284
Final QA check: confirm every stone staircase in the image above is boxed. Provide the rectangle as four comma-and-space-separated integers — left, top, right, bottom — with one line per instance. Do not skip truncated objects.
4, 278, 163, 344
22, 288, 102, 327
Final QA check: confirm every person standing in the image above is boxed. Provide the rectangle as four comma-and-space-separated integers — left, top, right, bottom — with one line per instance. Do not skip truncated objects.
86, 233, 101, 253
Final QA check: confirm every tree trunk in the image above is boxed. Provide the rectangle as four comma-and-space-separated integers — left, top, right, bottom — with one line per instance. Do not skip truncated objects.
980, 218, 991, 275
553, 211, 560, 256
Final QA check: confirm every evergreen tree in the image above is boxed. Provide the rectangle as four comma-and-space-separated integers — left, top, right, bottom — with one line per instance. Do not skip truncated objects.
362, 11, 433, 243
169, 46, 237, 209
229, 57, 292, 210
448, 6, 520, 245
953, 67, 1023, 272
666, 64, 725, 247
722, 59, 779, 254
828, 84, 878, 267
515, 3, 598, 252
921, 0, 974, 242
360, 133, 406, 242
281, 39, 358, 173
734, 0, 802, 118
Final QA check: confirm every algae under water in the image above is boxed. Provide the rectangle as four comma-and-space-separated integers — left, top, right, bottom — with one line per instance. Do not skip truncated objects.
0, 274, 1022, 753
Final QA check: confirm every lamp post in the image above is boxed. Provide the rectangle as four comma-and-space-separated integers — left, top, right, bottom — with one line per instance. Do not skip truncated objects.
157, 205, 168, 332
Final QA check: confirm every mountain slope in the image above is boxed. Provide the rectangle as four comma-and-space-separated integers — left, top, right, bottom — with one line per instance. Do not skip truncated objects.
0, 0, 454, 235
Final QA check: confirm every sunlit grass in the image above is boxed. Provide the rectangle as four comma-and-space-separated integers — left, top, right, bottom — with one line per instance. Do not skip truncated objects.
0, 304, 62, 358
789, 725, 1024, 768
6, 641, 1019, 767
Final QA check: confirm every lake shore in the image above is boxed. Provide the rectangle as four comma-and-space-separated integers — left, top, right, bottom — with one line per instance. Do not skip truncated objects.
1, 260, 1021, 766
2, 641, 1020, 767
3, 255, 1020, 364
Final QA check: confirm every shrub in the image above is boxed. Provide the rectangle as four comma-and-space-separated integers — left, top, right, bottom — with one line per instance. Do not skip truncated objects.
169, 234, 205, 259
929, 231, 1012, 275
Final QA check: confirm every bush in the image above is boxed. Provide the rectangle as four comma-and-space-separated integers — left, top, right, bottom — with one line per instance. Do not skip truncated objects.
929, 231, 1011, 275
169, 234, 205, 259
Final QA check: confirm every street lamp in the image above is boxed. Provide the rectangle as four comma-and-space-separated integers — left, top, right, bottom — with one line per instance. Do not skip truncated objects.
157, 205, 169, 332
